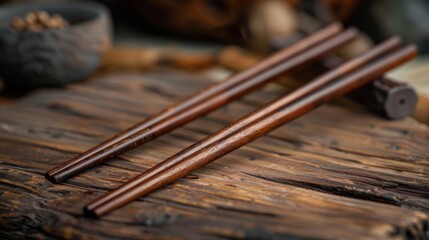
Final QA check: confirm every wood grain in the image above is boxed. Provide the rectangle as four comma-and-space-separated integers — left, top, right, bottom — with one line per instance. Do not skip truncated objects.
1, 71, 428, 239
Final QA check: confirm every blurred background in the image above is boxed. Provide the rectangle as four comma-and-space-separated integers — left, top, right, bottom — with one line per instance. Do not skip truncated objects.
0, 0, 428, 123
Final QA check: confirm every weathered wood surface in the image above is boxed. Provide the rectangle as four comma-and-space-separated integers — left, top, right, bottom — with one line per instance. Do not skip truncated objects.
0, 71, 428, 239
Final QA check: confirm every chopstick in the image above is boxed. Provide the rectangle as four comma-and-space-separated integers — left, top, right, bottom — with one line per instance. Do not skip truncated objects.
46, 23, 351, 183
84, 41, 416, 218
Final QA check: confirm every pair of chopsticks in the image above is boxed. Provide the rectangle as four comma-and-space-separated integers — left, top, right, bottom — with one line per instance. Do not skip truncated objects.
46, 23, 417, 218
84, 38, 415, 218
46, 23, 348, 182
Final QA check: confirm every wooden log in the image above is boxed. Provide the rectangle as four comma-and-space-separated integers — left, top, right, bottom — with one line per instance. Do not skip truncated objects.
0, 71, 428, 239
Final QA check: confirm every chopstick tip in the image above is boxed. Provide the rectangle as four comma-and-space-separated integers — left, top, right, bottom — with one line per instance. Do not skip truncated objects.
390, 36, 402, 44
327, 21, 343, 31
409, 44, 418, 53
45, 172, 61, 183
345, 27, 359, 36
83, 206, 100, 218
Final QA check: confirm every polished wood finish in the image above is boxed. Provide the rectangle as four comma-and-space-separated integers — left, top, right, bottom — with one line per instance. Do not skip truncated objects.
1, 70, 428, 239
46, 23, 352, 183
85, 37, 402, 214
85, 45, 417, 218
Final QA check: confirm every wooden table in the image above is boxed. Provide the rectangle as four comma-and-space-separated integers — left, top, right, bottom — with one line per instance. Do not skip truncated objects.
0, 71, 428, 239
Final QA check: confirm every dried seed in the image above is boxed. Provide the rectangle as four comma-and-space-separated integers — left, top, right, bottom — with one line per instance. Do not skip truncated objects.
11, 17, 26, 30
11, 11, 69, 31
25, 12, 37, 24
36, 11, 50, 24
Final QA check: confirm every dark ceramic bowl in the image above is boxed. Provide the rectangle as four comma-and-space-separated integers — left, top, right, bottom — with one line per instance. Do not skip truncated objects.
0, 2, 112, 90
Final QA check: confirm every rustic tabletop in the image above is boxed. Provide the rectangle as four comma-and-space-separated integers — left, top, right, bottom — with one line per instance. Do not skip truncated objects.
0, 71, 428, 239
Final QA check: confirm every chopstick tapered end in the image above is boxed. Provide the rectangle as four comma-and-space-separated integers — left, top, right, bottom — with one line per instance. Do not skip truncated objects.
45, 172, 61, 183
83, 206, 100, 218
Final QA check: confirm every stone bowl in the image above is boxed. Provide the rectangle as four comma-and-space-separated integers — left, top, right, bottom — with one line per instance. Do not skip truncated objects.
0, 2, 112, 91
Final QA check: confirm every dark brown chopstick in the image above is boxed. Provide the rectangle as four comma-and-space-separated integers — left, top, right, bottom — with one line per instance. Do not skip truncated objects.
84, 43, 417, 218
46, 23, 351, 183
84, 37, 402, 215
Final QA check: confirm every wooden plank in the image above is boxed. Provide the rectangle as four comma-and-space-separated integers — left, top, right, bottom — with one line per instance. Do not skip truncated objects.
0, 71, 428, 239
